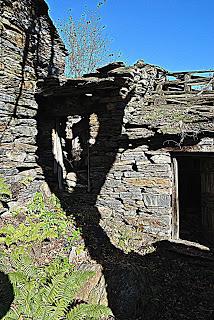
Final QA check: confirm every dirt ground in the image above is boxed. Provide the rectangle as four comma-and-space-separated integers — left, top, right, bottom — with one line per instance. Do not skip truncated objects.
0, 214, 213, 320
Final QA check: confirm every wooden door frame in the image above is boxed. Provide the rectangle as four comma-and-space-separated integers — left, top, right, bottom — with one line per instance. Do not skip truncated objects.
171, 152, 214, 241
171, 156, 179, 240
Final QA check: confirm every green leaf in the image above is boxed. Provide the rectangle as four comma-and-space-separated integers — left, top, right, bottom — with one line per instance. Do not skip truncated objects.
66, 304, 113, 320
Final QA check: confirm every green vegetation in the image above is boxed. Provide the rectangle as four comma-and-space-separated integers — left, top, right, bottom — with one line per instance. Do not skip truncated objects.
117, 228, 133, 253
20, 175, 34, 187
0, 193, 112, 319
0, 176, 11, 202
0, 193, 73, 249
67, 304, 112, 320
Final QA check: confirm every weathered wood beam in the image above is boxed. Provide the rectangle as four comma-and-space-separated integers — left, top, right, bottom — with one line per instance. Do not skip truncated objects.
163, 78, 214, 86
149, 92, 214, 98
167, 69, 214, 75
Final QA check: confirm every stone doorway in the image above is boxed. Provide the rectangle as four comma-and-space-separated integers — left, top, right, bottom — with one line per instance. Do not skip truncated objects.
172, 154, 214, 247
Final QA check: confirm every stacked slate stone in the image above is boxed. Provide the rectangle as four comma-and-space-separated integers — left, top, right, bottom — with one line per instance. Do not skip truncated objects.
0, 0, 66, 213
92, 63, 214, 248
90, 62, 172, 247
37, 61, 173, 248
38, 60, 214, 249
1, 0, 214, 249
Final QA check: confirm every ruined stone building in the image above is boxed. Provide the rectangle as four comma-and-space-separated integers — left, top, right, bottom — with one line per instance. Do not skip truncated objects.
1, 0, 214, 251
0, 0, 66, 202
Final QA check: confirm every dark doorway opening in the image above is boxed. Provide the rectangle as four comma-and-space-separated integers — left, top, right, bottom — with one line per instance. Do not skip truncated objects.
177, 156, 202, 243
174, 154, 214, 247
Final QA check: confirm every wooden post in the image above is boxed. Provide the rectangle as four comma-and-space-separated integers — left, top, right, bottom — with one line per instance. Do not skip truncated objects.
172, 157, 179, 240
184, 74, 191, 92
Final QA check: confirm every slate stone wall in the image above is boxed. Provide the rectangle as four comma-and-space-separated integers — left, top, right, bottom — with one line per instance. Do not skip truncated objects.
0, 0, 66, 212
87, 64, 173, 247
1, 0, 214, 250
38, 61, 214, 250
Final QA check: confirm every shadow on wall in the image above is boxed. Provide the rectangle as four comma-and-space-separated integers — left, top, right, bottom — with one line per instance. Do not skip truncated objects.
36, 95, 214, 320
0, 272, 14, 319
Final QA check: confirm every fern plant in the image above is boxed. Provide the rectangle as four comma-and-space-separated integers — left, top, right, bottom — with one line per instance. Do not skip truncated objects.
0, 193, 113, 320
1, 254, 112, 320
66, 304, 112, 320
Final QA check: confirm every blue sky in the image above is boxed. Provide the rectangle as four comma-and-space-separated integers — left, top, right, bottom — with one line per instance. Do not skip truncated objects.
46, 0, 214, 72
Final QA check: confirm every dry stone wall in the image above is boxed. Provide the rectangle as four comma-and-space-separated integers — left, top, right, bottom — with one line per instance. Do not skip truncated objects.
38, 61, 214, 250
0, 0, 66, 212
1, 0, 214, 250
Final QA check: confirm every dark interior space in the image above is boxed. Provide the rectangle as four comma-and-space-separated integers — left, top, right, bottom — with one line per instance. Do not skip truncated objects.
177, 154, 214, 247
178, 156, 202, 243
